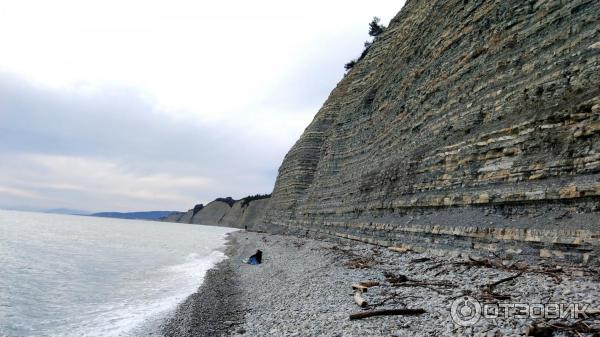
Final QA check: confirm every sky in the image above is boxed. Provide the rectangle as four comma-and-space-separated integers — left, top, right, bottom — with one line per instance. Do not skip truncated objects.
0, 0, 405, 212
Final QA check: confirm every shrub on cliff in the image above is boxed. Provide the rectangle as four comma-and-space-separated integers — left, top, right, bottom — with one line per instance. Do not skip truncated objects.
192, 203, 204, 215
215, 197, 236, 207
345, 17, 386, 71
368, 17, 385, 37
240, 193, 271, 208
344, 60, 357, 71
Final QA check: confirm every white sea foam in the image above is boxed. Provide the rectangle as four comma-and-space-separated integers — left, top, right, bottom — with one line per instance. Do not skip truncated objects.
71, 251, 228, 337
0, 210, 236, 337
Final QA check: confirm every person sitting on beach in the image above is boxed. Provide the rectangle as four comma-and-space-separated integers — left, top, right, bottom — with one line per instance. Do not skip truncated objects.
247, 249, 262, 265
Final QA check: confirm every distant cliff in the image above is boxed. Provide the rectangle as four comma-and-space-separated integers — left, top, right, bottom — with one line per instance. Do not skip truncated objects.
167, 195, 270, 229
91, 211, 178, 220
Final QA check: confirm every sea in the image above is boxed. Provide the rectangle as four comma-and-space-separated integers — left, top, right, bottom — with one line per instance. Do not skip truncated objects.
0, 210, 236, 337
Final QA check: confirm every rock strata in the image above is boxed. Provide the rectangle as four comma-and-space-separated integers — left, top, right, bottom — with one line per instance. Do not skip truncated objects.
171, 0, 600, 264
260, 0, 600, 263
169, 198, 271, 229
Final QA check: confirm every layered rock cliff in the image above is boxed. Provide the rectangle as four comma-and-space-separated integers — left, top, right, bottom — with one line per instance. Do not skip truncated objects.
169, 197, 270, 229
260, 0, 600, 263
172, 0, 599, 264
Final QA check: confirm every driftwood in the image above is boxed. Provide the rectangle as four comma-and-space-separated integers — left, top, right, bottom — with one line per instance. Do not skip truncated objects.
353, 291, 368, 307
349, 308, 426, 320
476, 272, 523, 300
351, 284, 369, 292
360, 280, 380, 288
351, 281, 380, 292
455, 256, 565, 282
482, 272, 523, 292
383, 272, 408, 284
384, 272, 455, 288
391, 281, 456, 295
383, 271, 455, 294
388, 246, 411, 253
526, 320, 600, 337
370, 292, 420, 308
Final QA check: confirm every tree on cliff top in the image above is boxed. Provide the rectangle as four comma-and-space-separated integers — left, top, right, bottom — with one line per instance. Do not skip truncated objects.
368, 17, 385, 37
344, 60, 357, 71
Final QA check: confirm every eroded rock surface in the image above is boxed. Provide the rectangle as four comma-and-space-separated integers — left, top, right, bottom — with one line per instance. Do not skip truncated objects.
260, 0, 600, 263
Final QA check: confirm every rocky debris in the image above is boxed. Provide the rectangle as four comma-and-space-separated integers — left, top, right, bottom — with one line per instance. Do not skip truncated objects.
224, 231, 599, 337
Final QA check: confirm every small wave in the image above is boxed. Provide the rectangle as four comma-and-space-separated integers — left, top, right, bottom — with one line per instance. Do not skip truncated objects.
65, 250, 228, 337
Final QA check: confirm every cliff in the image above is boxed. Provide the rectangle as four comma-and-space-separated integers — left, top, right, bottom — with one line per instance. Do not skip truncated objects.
169, 197, 271, 229
260, 0, 600, 263
172, 0, 599, 264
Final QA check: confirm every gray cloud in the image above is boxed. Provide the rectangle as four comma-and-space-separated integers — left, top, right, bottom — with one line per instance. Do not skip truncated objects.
0, 73, 294, 212
0, 5, 402, 212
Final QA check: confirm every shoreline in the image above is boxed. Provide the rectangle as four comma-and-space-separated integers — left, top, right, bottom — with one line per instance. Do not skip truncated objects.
162, 232, 245, 337
164, 230, 599, 337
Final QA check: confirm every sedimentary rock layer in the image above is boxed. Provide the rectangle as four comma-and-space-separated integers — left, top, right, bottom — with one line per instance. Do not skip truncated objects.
260, 0, 600, 262
171, 198, 271, 229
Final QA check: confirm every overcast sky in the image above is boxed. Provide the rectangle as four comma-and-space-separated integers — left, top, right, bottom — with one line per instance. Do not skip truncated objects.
0, 0, 405, 212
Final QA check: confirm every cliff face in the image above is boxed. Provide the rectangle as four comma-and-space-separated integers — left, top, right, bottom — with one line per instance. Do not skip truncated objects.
171, 198, 271, 229
261, 0, 600, 262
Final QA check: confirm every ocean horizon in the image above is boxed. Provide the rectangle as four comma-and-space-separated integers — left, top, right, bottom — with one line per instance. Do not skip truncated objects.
0, 210, 236, 337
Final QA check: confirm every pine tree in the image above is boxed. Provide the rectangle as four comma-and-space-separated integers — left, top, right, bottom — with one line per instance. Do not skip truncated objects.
368, 17, 385, 37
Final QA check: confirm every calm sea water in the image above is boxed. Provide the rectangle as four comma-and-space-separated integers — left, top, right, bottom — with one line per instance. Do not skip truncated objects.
0, 210, 236, 337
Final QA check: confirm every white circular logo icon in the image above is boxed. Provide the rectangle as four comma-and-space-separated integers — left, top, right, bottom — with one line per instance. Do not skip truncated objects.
451, 296, 481, 326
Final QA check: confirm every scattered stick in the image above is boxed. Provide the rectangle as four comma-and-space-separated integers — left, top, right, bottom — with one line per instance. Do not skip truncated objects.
352, 284, 369, 292
401, 280, 456, 288
354, 291, 368, 307
391, 281, 456, 295
482, 272, 523, 293
410, 257, 431, 263
383, 271, 455, 294
476, 272, 522, 301
370, 293, 420, 308
389, 246, 411, 253
351, 281, 380, 292
360, 280, 380, 288
527, 320, 600, 337
454, 256, 564, 282
585, 309, 600, 317
349, 308, 425, 320
385, 272, 455, 288
425, 262, 445, 272
384, 272, 408, 284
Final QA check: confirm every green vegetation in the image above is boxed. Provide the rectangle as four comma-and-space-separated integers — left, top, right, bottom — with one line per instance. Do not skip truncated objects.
215, 197, 236, 207
368, 17, 385, 37
240, 193, 271, 208
345, 17, 386, 71
192, 204, 204, 215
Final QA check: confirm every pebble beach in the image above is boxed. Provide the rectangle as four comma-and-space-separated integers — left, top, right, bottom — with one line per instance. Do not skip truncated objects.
163, 231, 600, 337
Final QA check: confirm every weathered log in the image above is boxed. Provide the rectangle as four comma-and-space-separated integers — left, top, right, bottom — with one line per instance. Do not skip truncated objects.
349, 308, 426, 320
351, 284, 369, 292
359, 280, 380, 288
388, 246, 411, 253
354, 291, 368, 307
